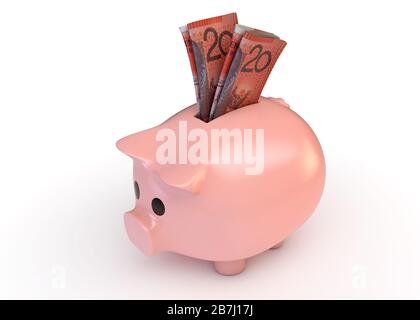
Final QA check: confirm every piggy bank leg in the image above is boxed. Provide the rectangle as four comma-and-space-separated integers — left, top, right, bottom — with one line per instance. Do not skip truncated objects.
214, 259, 246, 276
271, 241, 284, 249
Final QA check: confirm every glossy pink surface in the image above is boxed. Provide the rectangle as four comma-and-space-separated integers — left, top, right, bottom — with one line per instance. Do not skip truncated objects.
117, 97, 325, 274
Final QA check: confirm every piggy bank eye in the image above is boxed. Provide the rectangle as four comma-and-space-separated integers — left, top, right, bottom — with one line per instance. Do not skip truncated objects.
151, 198, 165, 216
134, 181, 140, 199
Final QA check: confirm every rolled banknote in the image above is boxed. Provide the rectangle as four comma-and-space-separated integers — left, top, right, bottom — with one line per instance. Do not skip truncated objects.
179, 25, 200, 104
209, 31, 286, 121
209, 24, 276, 118
187, 13, 238, 122
209, 24, 253, 116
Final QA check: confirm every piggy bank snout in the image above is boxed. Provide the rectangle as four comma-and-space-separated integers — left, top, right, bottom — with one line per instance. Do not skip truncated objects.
124, 211, 155, 255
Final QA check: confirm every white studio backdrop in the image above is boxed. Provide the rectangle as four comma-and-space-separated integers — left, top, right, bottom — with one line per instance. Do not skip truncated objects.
0, 0, 420, 299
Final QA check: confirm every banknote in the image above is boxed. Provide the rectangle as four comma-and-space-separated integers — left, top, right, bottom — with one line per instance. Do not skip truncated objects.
187, 13, 238, 122
179, 25, 200, 104
209, 25, 276, 118
209, 31, 286, 120
209, 24, 253, 117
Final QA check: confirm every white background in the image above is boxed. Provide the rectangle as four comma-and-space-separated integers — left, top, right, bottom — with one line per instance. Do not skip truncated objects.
1, 0, 419, 299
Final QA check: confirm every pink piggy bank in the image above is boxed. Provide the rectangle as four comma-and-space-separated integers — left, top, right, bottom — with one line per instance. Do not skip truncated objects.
117, 97, 325, 275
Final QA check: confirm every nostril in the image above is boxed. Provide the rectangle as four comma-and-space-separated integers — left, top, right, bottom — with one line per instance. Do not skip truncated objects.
134, 181, 140, 199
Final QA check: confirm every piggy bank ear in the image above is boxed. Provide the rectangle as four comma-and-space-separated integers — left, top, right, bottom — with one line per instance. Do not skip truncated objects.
153, 163, 208, 194
117, 128, 208, 193
116, 128, 158, 166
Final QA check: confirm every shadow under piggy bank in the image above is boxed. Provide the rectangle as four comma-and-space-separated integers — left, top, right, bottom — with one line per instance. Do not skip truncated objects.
116, 97, 325, 275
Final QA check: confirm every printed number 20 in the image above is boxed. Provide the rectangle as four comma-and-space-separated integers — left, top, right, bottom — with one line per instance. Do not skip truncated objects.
204, 27, 232, 62
241, 45, 272, 73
